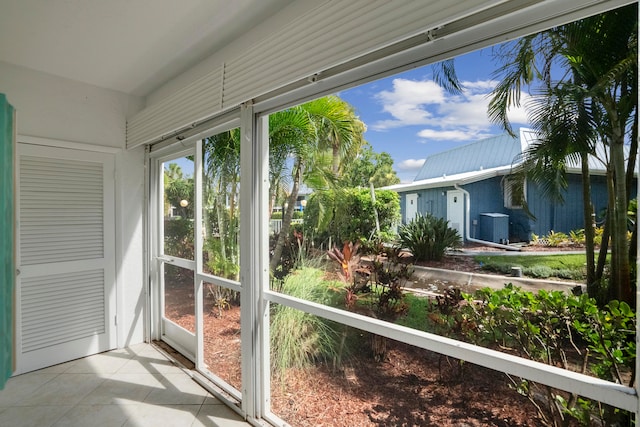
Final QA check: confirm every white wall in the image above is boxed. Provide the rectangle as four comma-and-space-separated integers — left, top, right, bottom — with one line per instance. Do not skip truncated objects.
146, 0, 317, 105
0, 60, 143, 148
116, 147, 146, 347
2, 61, 147, 347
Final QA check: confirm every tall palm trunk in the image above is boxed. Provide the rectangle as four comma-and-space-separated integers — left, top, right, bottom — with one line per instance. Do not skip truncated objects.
596, 192, 612, 292
609, 135, 631, 303
581, 154, 597, 294
216, 178, 227, 261
626, 113, 637, 288
270, 159, 302, 274
332, 144, 340, 174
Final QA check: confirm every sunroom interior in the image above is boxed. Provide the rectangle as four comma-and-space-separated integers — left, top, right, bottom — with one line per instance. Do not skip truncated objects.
1, 0, 638, 425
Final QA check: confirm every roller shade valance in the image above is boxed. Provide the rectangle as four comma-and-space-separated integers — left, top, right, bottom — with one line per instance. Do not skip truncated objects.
126, 0, 497, 149
126, 0, 631, 149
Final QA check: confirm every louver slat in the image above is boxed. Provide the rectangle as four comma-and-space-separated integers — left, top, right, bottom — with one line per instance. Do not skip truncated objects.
19, 156, 104, 266
126, 0, 491, 149
126, 66, 224, 148
20, 270, 105, 353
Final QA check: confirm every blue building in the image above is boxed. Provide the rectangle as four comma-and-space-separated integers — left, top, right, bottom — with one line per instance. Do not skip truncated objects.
385, 129, 626, 244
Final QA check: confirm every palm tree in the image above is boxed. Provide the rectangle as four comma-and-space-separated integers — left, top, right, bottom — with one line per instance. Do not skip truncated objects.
488, 5, 637, 304
165, 162, 184, 181
269, 96, 365, 274
203, 129, 241, 279
310, 95, 366, 174
268, 109, 313, 216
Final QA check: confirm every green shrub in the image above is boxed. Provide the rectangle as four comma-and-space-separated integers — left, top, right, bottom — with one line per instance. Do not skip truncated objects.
569, 228, 585, 245
164, 218, 194, 259
397, 214, 461, 261
525, 264, 553, 278
453, 285, 635, 425
546, 230, 569, 246
303, 188, 400, 246
204, 237, 239, 280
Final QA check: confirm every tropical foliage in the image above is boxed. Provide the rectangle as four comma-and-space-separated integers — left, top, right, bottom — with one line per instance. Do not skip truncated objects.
303, 188, 400, 247
342, 143, 400, 188
398, 213, 461, 261
427, 284, 635, 426
488, 4, 638, 304
202, 129, 241, 280
163, 164, 194, 260
269, 95, 367, 273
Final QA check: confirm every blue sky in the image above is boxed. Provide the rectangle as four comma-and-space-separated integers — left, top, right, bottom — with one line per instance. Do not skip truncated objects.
339, 47, 530, 183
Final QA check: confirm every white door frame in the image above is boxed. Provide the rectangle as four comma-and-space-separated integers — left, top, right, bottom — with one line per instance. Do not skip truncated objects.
151, 146, 197, 361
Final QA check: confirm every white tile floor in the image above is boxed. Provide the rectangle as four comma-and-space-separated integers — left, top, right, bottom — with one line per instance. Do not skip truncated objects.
0, 343, 251, 427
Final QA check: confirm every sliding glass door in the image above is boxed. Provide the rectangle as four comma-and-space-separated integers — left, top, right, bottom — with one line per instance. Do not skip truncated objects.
151, 118, 243, 402
156, 150, 196, 359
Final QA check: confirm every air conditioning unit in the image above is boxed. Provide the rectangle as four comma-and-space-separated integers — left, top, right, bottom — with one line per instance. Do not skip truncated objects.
479, 213, 509, 244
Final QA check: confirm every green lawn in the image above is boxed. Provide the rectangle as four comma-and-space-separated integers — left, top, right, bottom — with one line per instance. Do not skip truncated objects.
473, 253, 605, 280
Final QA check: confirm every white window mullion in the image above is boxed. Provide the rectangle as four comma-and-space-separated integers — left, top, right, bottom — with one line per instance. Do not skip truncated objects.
256, 114, 271, 420
239, 102, 260, 420
194, 139, 204, 370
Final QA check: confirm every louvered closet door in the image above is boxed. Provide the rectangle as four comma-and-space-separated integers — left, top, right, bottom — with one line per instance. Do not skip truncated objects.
15, 144, 116, 374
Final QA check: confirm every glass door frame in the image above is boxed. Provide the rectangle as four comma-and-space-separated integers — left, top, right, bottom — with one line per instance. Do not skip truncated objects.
193, 119, 244, 402
148, 113, 246, 405
150, 144, 197, 361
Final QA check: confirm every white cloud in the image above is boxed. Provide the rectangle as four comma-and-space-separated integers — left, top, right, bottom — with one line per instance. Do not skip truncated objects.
416, 129, 478, 141
372, 79, 444, 130
371, 77, 529, 136
461, 79, 498, 93
506, 93, 531, 125
397, 158, 425, 171
436, 93, 493, 128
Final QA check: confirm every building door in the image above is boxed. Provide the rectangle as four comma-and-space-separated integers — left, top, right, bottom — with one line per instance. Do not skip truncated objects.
447, 190, 464, 239
405, 193, 418, 223
15, 143, 116, 374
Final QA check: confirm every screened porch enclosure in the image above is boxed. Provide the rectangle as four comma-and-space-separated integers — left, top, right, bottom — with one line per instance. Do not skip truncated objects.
0, 0, 638, 425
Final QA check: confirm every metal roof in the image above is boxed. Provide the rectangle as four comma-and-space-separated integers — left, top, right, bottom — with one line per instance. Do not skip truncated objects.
385, 128, 626, 193
413, 132, 523, 181
384, 164, 513, 193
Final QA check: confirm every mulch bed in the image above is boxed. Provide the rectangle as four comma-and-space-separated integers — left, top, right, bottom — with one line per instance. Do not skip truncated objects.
164, 261, 547, 426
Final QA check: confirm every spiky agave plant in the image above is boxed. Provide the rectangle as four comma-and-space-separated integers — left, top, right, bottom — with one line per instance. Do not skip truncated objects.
398, 214, 461, 261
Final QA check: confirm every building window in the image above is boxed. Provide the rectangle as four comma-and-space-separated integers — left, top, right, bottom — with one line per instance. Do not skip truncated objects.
503, 177, 525, 209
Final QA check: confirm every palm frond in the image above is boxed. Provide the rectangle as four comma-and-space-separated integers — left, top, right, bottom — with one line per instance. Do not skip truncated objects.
431, 59, 463, 95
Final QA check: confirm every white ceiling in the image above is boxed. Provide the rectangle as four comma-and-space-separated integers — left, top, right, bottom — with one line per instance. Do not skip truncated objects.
0, 0, 294, 96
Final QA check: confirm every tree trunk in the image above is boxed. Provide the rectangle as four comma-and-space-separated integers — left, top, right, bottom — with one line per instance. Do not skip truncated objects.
269, 160, 302, 274
216, 189, 227, 261
609, 136, 631, 303
596, 207, 611, 293
581, 154, 597, 295
625, 111, 637, 202
371, 334, 387, 362
332, 144, 340, 174
626, 112, 637, 303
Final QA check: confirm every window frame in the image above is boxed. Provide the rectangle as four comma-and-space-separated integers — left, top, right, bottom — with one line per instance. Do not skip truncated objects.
503, 176, 526, 209
145, 2, 640, 423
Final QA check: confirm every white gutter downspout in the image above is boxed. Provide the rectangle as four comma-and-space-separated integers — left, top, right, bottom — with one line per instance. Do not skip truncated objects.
454, 184, 520, 251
